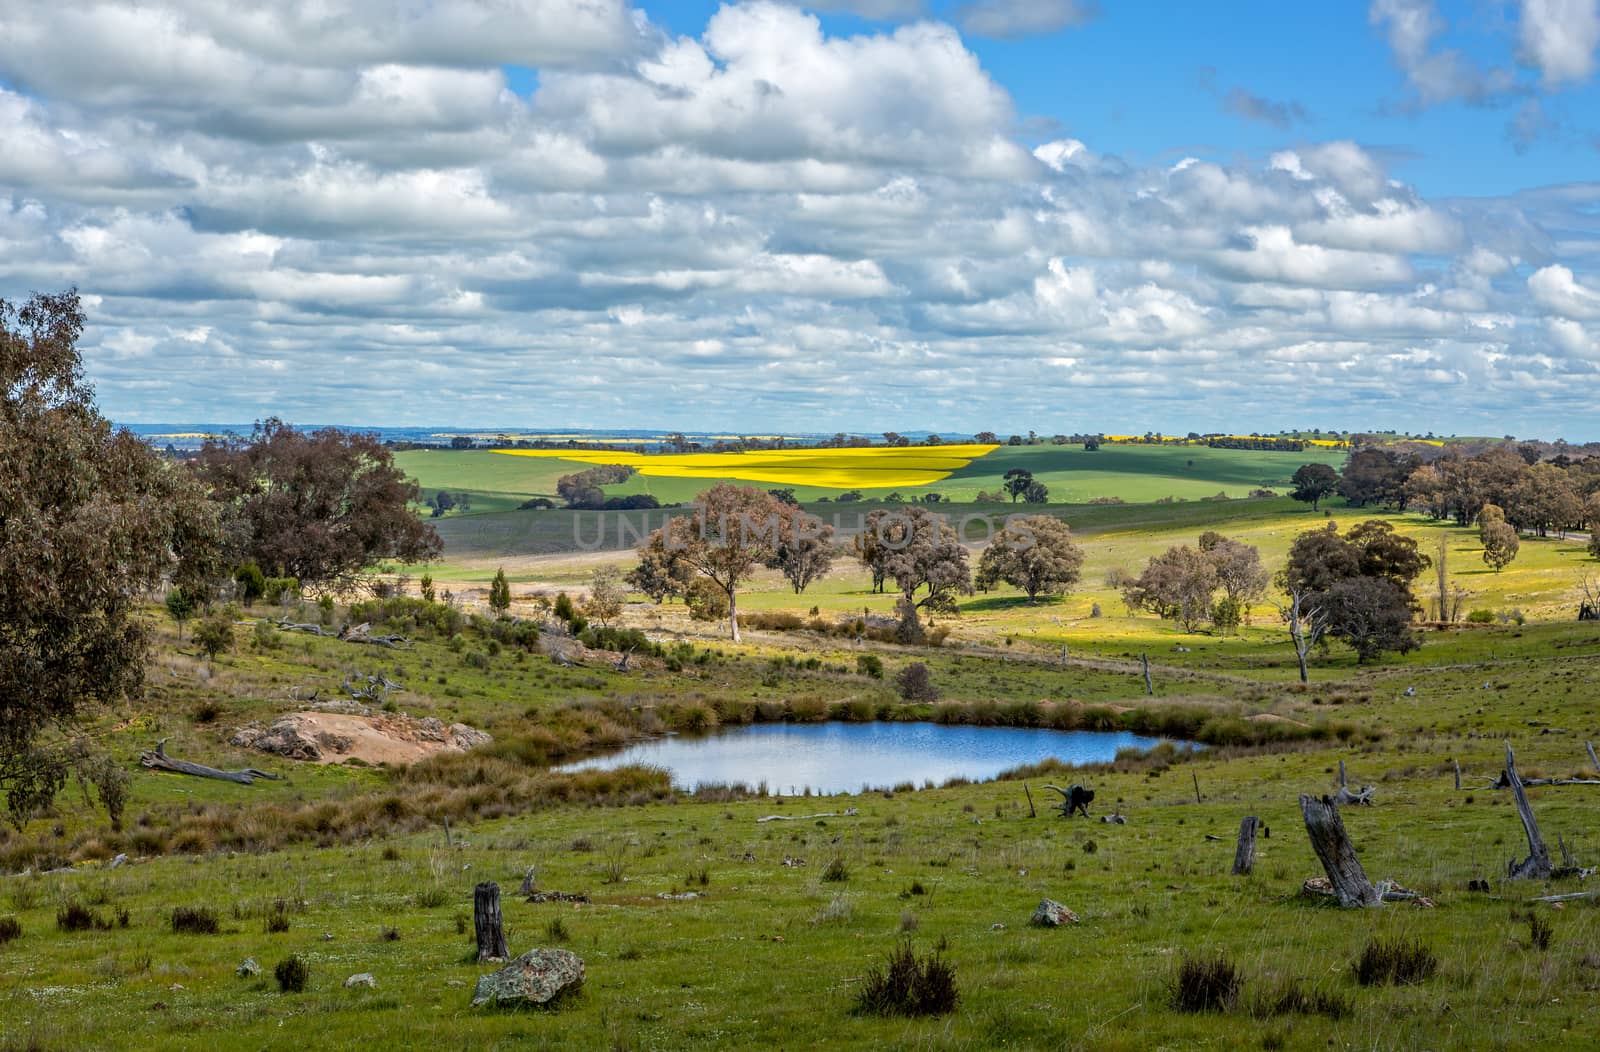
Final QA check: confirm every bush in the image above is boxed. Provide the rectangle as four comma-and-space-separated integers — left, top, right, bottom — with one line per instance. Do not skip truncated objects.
685, 579, 729, 624
275, 955, 309, 993
853, 940, 959, 1017
1466, 608, 1495, 624
895, 662, 938, 703
856, 655, 884, 679
1353, 937, 1437, 986
1170, 952, 1242, 1012
0, 916, 20, 944
192, 616, 234, 660
170, 906, 219, 935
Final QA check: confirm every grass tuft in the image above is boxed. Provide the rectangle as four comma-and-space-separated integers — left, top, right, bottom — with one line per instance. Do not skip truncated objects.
1170, 952, 1242, 1013
853, 940, 958, 1017
1354, 937, 1437, 986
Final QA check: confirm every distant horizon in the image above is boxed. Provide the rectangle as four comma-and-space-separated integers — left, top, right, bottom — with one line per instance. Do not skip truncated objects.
115, 421, 1598, 446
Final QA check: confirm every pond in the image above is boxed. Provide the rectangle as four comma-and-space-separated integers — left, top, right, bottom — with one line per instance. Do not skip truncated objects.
557, 722, 1182, 796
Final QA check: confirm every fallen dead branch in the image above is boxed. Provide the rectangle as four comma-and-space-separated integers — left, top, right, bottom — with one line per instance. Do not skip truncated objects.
138, 739, 281, 786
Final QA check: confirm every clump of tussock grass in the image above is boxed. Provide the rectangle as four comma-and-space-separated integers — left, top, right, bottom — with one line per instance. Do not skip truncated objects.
1170, 952, 1242, 1012
545, 917, 571, 942
821, 855, 849, 882
1251, 977, 1351, 1020
0, 916, 21, 944
55, 903, 112, 933
853, 939, 958, 1017
1528, 911, 1554, 951
170, 906, 219, 935
1353, 937, 1437, 986
274, 955, 309, 993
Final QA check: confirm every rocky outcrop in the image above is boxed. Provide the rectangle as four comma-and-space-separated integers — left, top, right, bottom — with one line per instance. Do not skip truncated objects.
231, 711, 492, 765
470, 948, 585, 1008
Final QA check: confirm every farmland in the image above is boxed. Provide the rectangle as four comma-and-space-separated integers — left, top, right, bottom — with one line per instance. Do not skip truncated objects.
396, 441, 1352, 513
6, 436, 1600, 1052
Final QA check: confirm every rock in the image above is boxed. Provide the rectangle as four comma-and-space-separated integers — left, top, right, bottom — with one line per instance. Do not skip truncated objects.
344, 973, 377, 989
322, 932, 335, 941
988, 923, 1006, 931
108, 853, 128, 869
1030, 899, 1079, 927
231, 717, 323, 761
237, 958, 260, 978
471, 948, 585, 1008
451, 723, 493, 750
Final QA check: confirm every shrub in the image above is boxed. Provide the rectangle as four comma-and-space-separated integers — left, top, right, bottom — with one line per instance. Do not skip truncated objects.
0, 916, 20, 944
275, 955, 309, 993
1354, 937, 1437, 986
856, 655, 884, 679
895, 662, 938, 703
171, 906, 219, 935
1466, 609, 1495, 624
853, 940, 959, 1017
192, 616, 234, 660
1170, 952, 1242, 1012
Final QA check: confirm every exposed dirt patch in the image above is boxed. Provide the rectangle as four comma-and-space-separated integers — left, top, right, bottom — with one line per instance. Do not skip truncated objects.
231, 709, 492, 766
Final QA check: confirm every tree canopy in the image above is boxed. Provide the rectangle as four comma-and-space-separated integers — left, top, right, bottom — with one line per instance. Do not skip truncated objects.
192, 418, 440, 590
977, 515, 1084, 601
2, 289, 221, 825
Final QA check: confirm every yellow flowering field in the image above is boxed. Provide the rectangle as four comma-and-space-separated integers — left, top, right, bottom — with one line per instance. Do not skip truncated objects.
492, 444, 998, 488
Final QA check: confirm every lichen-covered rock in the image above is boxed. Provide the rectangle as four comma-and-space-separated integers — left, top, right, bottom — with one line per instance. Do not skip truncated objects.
471, 948, 585, 1008
344, 973, 377, 989
237, 958, 260, 978
1030, 899, 1079, 927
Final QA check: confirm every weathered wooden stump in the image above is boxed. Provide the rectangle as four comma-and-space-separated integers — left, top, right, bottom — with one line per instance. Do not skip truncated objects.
1299, 794, 1382, 907
1231, 816, 1259, 876
474, 881, 510, 962
1504, 742, 1553, 879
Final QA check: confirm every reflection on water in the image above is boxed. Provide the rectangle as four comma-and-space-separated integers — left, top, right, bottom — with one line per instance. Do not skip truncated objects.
557, 721, 1182, 796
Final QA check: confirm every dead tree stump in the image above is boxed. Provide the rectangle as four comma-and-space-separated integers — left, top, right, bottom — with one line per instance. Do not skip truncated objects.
474, 881, 510, 962
1504, 742, 1553, 879
1299, 794, 1382, 907
1232, 816, 1259, 876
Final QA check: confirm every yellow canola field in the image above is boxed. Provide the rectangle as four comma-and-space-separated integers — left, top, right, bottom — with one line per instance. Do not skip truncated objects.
492, 444, 999, 489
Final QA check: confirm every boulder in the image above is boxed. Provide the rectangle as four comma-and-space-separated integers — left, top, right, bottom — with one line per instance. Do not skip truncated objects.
1030, 899, 1079, 927
451, 723, 493, 750
231, 717, 323, 761
237, 958, 260, 978
471, 948, 585, 1008
344, 973, 377, 989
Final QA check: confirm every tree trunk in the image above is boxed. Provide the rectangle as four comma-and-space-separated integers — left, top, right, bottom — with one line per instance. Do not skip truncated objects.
474, 881, 510, 962
1299, 794, 1382, 907
1232, 816, 1259, 876
728, 586, 740, 643
1504, 742, 1553, 879
1140, 653, 1153, 696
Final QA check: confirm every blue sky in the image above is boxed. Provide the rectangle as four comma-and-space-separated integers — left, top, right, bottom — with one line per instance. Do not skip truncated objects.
1, 1, 1598, 437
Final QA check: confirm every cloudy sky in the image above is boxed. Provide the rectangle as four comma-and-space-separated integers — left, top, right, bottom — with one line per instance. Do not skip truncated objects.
3, 0, 1599, 437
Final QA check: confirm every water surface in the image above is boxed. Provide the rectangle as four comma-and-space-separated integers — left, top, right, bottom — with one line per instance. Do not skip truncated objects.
558, 721, 1177, 795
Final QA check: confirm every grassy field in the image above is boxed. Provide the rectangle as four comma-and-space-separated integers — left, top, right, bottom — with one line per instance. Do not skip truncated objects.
7, 454, 1600, 1050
